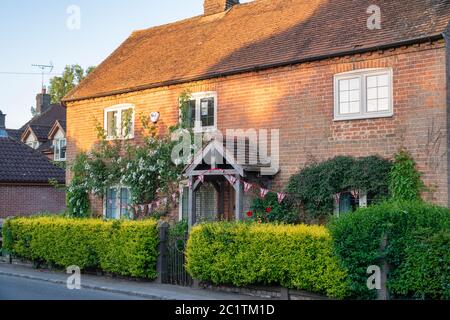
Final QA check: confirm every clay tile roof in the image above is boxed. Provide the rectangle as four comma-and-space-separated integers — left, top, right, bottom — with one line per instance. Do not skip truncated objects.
20, 104, 66, 131
63, 0, 450, 102
0, 136, 65, 184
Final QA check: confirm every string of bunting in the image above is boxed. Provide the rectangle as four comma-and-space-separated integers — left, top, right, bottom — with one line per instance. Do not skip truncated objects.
121, 168, 361, 214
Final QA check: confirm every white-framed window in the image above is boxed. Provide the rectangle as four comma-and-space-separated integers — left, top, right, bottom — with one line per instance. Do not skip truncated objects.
334, 68, 393, 121
104, 104, 135, 140
104, 186, 132, 220
181, 92, 217, 132
334, 190, 368, 216
54, 138, 66, 161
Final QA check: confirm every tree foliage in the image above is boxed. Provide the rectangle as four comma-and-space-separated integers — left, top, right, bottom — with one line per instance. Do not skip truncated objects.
48, 64, 95, 103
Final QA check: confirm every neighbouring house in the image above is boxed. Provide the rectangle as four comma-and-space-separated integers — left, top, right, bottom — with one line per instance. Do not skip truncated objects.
0, 111, 66, 218
63, 0, 450, 224
8, 88, 67, 162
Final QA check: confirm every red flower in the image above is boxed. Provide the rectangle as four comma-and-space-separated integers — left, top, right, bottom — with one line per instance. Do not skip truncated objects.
246, 211, 253, 218
266, 207, 272, 213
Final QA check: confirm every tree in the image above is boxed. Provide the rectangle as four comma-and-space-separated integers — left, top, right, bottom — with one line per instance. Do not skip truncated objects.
48, 64, 95, 103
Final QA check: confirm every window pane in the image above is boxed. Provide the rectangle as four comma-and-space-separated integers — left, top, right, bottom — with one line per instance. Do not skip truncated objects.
367, 76, 377, 88
120, 188, 131, 219
378, 98, 390, 111
378, 74, 389, 87
349, 78, 360, 90
367, 99, 378, 112
367, 88, 377, 100
106, 188, 118, 219
60, 139, 66, 159
349, 101, 360, 113
188, 100, 196, 128
339, 79, 349, 91
182, 187, 189, 220
121, 109, 133, 137
107, 111, 117, 137
349, 90, 359, 102
378, 86, 389, 99
340, 91, 349, 103
200, 98, 215, 127
54, 140, 60, 160
339, 102, 350, 114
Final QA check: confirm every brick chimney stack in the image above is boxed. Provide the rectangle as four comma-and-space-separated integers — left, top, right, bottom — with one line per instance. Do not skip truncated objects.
204, 0, 240, 15
36, 87, 51, 115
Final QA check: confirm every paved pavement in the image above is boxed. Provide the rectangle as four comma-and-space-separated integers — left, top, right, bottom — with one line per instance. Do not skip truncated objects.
0, 262, 259, 300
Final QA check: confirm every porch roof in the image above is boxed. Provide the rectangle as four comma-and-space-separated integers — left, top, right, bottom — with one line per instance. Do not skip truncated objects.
184, 137, 275, 177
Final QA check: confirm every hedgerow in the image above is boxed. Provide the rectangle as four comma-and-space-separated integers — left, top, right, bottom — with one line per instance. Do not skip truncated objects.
186, 222, 350, 299
328, 200, 450, 299
2, 217, 159, 279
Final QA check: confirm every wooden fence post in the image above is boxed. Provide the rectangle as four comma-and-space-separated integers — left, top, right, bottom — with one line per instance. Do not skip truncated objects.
156, 221, 169, 284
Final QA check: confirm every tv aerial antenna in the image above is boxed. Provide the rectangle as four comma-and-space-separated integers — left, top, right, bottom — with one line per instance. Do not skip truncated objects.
31, 62, 54, 90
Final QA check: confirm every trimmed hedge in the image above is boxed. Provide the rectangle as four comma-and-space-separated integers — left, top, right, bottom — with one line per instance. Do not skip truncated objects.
2, 217, 159, 279
186, 222, 349, 299
328, 201, 450, 299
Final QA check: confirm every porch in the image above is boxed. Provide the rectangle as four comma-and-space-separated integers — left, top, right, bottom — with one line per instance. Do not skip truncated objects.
182, 138, 275, 228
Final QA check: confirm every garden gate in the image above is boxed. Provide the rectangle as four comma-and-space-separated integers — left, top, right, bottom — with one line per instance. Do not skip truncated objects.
158, 222, 192, 287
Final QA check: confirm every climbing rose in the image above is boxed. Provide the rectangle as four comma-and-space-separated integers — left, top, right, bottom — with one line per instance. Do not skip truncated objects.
266, 207, 272, 213
246, 211, 253, 217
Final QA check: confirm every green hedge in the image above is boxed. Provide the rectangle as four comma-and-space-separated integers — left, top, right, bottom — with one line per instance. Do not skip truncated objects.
328, 201, 450, 299
2, 217, 159, 279
186, 222, 349, 299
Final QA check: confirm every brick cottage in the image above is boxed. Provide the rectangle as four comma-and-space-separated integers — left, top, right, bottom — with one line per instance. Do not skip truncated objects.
63, 0, 450, 222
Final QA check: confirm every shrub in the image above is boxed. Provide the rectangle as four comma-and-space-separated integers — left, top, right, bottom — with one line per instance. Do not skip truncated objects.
328, 201, 450, 299
186, 222, 349, 299
2, 217, 159, 279
287, 156, 391, 220
250, 192, 298, 224
389, 150, 424, 201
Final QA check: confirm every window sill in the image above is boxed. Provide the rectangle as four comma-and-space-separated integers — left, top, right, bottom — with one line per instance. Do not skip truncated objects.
333, 112, 393, 122
105, 135, 135, 141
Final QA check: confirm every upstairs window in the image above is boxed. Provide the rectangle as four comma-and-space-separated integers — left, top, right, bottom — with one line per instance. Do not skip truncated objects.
104, 104, 135, 140
181, 92, 217, 132
334, 69, 393, 120
54, 138, 66, 161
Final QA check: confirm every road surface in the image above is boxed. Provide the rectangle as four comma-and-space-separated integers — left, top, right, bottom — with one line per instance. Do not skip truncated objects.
0, 274, 143, 300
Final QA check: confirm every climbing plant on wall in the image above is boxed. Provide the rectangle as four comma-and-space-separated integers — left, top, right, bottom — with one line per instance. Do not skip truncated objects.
286, 155, 392, 221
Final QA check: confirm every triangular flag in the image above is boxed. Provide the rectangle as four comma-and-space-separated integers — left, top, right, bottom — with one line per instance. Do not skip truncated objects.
277, 192, 286, 204
172, 193, 177, 202
351, 190, 359, 198
188, 180, 193, 189
198, 175, 205, 184
228, 175, 237, 185
260, 188, 269, 198
244, 182, 253, 193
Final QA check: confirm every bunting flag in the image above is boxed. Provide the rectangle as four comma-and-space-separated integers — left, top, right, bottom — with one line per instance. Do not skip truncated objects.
334, 193, 341, 204
228, 175, 237, 185
260, 188, 269, 199
244, 182, 253, 193
172, 193, 178, 202
277, 192, 286, 204
351, 190, 360, 199
188, 180, 193, 189
198, 175, 205, 184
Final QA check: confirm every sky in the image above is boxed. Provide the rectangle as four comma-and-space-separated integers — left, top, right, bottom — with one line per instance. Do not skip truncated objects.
0, 0, 252, 129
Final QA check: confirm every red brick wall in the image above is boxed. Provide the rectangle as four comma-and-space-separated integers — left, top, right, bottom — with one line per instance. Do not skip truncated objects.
0, 185, 66, 218
66, 40, 448, 215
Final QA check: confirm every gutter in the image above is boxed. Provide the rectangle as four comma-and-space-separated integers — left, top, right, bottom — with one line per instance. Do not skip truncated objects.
62, 34, 444, 104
